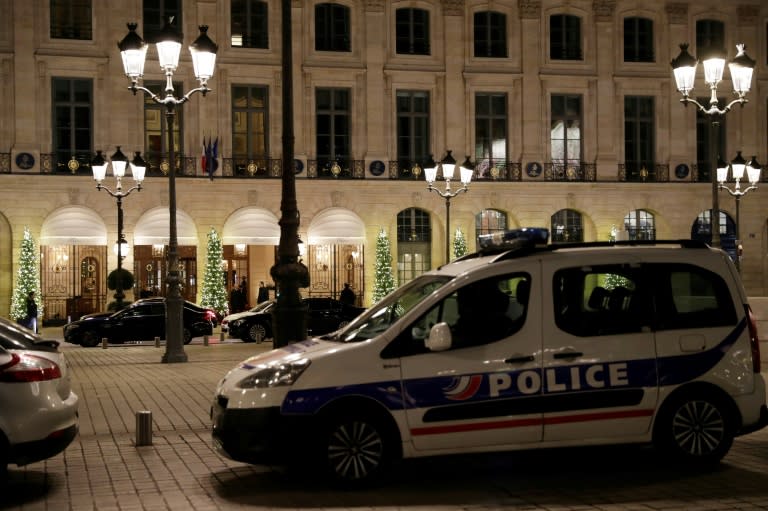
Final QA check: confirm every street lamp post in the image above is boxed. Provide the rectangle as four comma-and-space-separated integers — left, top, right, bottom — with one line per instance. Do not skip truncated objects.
717, 152, 761, 272
424, 151, 473, 262
91, 147, 146, 310
670, 43, 756, 248
117, 18, 218, 363
270, 0, 310, 348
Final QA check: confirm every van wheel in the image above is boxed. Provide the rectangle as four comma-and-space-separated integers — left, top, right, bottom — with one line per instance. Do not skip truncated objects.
82, 331, 101, 348
654, 393, 734, 464
318, 411, 393, 487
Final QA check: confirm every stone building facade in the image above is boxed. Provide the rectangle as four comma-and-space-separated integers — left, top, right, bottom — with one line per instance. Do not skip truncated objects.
0, 0, 766, 320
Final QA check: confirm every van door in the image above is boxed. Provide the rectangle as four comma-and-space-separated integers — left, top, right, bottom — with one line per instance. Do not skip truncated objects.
391, 270, 543, 451
541, 262, 658, 442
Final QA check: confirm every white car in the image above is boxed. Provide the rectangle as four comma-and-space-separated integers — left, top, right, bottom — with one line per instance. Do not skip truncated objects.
0, 316, 79, 478
212, 229, 768, 486
220, 301, 273, 334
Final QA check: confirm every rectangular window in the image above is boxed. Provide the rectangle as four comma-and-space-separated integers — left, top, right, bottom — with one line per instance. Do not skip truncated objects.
474, 93, 507, 177
696, 19, 725, 55
550, 94, 581, 167
550, 14, 581, 60
474, 11, 507, 58
396, 91, 430, 174
143, 0, 182, 44
232, 85, 269, 175
316, 88, 351, 171
396, 8, 430, 55
397, 208, 431, 285
50, 0, 92, 40
52, 78, 93, 173
143, 81, 183, 175
624, 96, 655, 180
231, 0, 268, 48
696, 97, 726, 182
624, 17, 653, 62
315, 3, 351, 52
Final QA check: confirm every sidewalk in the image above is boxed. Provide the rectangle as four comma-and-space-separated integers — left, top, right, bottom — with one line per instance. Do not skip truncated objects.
3, 331, 276, 510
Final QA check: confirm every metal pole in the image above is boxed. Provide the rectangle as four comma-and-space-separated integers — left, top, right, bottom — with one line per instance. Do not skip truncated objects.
115, 195, 125, 308
735, 194, 741, 272
445, 197, 451, 262
270, 0, 309, 348
162, 103, 187, 363
710, 118, 721, 248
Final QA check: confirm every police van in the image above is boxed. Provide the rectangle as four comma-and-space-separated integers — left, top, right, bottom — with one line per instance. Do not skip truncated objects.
211, 229, 768, 485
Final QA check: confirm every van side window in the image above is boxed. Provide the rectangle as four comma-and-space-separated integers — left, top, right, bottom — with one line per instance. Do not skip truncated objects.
653, 264, 737, 330
382, 273, 529, 357
554, 266, 647, 336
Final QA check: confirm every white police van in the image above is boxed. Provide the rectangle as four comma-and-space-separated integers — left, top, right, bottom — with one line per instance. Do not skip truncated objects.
211, 229, 768, 485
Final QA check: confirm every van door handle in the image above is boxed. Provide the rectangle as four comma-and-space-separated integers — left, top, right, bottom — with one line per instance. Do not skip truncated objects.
505, 355, 535, 364
553, 351, 583, 359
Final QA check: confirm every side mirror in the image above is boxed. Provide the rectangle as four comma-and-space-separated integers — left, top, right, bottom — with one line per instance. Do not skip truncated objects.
425, 322, 452, 352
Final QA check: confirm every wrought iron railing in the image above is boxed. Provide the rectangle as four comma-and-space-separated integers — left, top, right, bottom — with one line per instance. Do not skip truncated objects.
618, 163, 670, 182
544, 162, 596, 181
308, 159, 365, 179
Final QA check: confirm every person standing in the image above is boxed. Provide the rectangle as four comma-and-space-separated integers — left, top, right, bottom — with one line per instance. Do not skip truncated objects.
25, 291, 38, 333
257, 281, 269, 304
339, 283, 356, 306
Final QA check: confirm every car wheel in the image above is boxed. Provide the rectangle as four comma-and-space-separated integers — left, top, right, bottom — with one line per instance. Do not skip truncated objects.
245, 323, 267, 343
183, 328, 192, 344
82, 331, 101, 348
317, 411, 395, 487
653, 392, 734, 464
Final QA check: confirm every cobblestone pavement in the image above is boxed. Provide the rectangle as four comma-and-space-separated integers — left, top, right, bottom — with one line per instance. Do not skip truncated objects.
3, 329, 768, 510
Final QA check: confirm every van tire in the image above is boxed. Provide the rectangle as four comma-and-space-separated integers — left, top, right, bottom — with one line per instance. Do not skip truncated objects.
653, 392, 734, 464
317, 411, 394, 487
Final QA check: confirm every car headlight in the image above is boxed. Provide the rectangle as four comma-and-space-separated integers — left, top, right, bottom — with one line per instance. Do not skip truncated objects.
236, 359, 311, 389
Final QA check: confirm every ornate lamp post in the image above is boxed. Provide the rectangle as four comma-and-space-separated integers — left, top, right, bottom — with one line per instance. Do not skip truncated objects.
117, 18, 218, 363
717, 152, 761, 272
424, 151, 473, 262
270, 0, 310, 348
91, 147, 146, 310
671, 43, 755, 248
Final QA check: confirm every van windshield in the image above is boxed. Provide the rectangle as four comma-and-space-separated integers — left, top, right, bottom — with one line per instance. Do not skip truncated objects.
336, 276, 452, 343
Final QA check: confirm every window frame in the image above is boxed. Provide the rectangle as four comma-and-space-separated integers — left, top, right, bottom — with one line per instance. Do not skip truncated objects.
551, 209, 583, 243
550, 94, 582, 168
396, 7, 430, 56
550, 14, 582, 60
143, 80, 184, 175
624, 95, 655, 180
50, 0, 92, 40
473, 11, 507, 58
142, 0, 182, 44
315, 2, 351, 52
231, 84, 269, 174
396, 90, 430, 170
474, 92, 508, 175
397, 208, 431, 286
51, 77, 93, 173
623, 17, 654, 63
231, 0, 269, 49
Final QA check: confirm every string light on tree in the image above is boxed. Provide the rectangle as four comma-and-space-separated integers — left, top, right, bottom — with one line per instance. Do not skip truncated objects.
200, 228, 229, 318
10, 227, 42, 322
372, 228, 395, 304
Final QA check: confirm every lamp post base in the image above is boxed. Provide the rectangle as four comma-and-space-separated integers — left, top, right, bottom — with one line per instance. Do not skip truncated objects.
270, 260, 309, 348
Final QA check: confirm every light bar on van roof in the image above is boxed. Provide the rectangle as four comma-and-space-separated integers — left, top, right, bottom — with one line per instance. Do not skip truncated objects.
478, 227, 549, 251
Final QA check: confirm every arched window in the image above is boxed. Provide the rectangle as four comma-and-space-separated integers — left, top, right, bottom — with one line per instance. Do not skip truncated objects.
551, 209, 583, 242
397, 208, 431, 285
624, 210, 655, 240
691, 210, 736, 259
475, 209, 507, 245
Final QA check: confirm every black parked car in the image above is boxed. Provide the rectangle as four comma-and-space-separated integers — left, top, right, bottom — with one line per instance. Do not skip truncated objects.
63, 298, 216, 347
228, 297, 366, 343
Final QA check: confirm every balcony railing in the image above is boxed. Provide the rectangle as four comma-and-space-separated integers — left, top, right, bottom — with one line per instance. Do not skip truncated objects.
544, 162, 596, 181
308, 159, 365, 179
6, 154, 761, 185
618, 163, 670, 182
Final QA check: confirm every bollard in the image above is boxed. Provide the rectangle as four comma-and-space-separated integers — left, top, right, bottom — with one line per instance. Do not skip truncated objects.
135, 410, 153, 446
219, 331, 225, 343
102, 338, 108, 349
203, 335, 209, 346
154, 336, 160, 347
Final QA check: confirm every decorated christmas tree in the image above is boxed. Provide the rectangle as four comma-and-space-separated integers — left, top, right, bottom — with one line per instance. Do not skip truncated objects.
10, 227, 42, 321
200, 227, 229, 317
453, 227, 468, 259
372, 228, 396, 303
